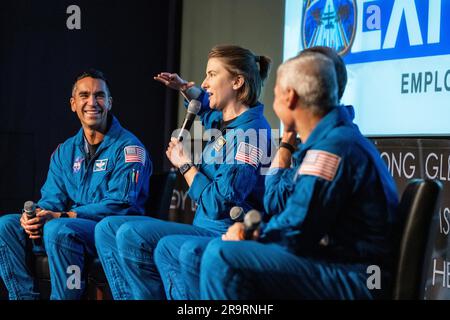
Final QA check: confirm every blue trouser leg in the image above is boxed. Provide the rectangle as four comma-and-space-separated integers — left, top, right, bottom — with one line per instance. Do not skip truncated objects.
43, 218, 98, 300
155, 235, 213, 300
0, 214, 39, 300
95, 215, 148, 300
115, 217, 218, 300
200, 239, 374, 300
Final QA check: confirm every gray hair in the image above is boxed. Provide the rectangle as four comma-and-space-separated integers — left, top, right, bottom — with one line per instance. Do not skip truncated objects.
277, 52, 338, 116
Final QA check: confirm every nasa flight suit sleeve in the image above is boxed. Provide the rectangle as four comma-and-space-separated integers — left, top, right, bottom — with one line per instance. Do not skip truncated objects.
73, 146, 152, 221
263, 167, 297, 217
260, 148, 351, 252
188, 140, 266, 220
263, 147, 303, 216
37, 145, 71, 212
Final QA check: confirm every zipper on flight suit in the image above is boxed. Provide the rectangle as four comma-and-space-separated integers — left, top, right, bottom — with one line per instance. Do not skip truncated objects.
79, 144, 103, 203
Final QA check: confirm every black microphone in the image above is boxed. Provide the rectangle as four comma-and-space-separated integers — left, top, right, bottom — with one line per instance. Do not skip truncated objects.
230, 206, 244, 222
23, 201, 43, 247
23, 201, 36, 219
243, 209, 262, 240
177, 99, 201, 141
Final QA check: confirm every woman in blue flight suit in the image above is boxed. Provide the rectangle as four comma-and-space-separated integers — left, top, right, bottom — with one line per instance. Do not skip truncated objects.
94, 45, 272, 299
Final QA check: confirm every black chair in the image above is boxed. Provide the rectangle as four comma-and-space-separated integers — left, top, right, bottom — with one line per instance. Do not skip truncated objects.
145, 168, 178, 220
392, 179, 442, 300
33, 169, 177, 300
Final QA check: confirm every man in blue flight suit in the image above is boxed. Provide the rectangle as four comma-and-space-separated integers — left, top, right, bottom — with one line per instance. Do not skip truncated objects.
199, 51, 399, 299
0, 69, 152, 299
264, 46, 352, 219
153, 46, 352, 300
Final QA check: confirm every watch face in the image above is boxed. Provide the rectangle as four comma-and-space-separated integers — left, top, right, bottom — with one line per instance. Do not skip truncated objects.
180, 163, 191, 175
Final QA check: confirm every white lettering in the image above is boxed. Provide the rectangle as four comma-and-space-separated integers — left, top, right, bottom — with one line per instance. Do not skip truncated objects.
380, 152, 416, 179
383, 0, 423, 49
352, 0, 381, 52
366, 265, 381, 290
425, 153, 439, 179
66, 5, 81, 30
366, 5, 381, 30
403, 152, 416, 179
170, 190, 181, 210
439, 208, 450, 235
66, 265, 81, 290
432, 259, 450, 288
428, 0, 441, 44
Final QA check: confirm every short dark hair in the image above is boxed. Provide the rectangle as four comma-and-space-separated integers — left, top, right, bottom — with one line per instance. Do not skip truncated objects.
72, 69, 111, 96
208, 45, 272, 106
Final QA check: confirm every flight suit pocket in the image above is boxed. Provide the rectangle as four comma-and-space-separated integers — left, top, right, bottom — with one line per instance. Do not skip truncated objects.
124, 170, 138, 203
89, 168, 111, 200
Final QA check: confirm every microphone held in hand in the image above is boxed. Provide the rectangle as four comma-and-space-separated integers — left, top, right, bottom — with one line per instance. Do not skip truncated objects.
243, 209, 262, 240
177, 99, 201, 142
23, 201, 36, 219
229, 206, 244, 222
23, 201, 43, 251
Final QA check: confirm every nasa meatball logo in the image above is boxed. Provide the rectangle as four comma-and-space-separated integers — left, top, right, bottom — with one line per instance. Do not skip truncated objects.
302, 0, 357, 56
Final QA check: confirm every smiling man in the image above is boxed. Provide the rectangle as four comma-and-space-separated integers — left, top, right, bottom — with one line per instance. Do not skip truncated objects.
0, 69, 152, 300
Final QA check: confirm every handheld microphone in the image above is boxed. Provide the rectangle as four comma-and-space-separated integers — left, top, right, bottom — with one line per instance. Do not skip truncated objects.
23, 201, 43, 248
23, 201, 36, 219
243, 209, 262, 240
229, 206, 244, 222
177, 99, 201, 141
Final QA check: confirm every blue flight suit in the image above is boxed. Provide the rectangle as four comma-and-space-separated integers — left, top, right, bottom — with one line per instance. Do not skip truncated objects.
95, 91, 272, 299
0, 116, 151, 299
264, 105, 356, 217
199, 105, 399, 299
153, 105, 358, 300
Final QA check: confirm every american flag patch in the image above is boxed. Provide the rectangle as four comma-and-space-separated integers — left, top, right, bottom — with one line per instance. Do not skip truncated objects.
124, 145, 146, 165
235, 142, 263, 168
298, 150, 341, 181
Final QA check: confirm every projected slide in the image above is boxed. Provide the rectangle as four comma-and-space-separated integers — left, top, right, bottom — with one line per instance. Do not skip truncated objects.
284, 0, 450, 136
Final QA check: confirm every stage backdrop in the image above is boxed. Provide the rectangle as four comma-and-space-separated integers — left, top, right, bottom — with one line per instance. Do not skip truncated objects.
372, 138, 450, 300
0, 0, 181, 213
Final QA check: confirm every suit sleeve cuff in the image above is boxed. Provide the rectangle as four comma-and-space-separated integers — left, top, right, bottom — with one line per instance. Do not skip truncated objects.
187, 171, 211, 203
265, 167, 287, 185
70, 205, 103, 221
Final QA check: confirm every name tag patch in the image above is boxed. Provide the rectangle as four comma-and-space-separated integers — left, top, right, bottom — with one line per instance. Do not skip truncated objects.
93, 159, 108, 172
214, 136, 227, 152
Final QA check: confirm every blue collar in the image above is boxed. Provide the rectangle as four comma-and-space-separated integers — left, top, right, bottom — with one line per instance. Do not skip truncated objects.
343, 104, 355, 121
222, 103, 265, 129
301, 105, 352, 150
75, 116, 123, 152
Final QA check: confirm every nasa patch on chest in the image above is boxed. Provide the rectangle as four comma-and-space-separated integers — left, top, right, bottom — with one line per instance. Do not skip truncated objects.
73, 156, 84, 173
93, 159, 108, 172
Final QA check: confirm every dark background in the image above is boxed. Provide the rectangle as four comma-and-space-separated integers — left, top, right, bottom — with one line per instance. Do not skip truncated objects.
0, 0, 182, 213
